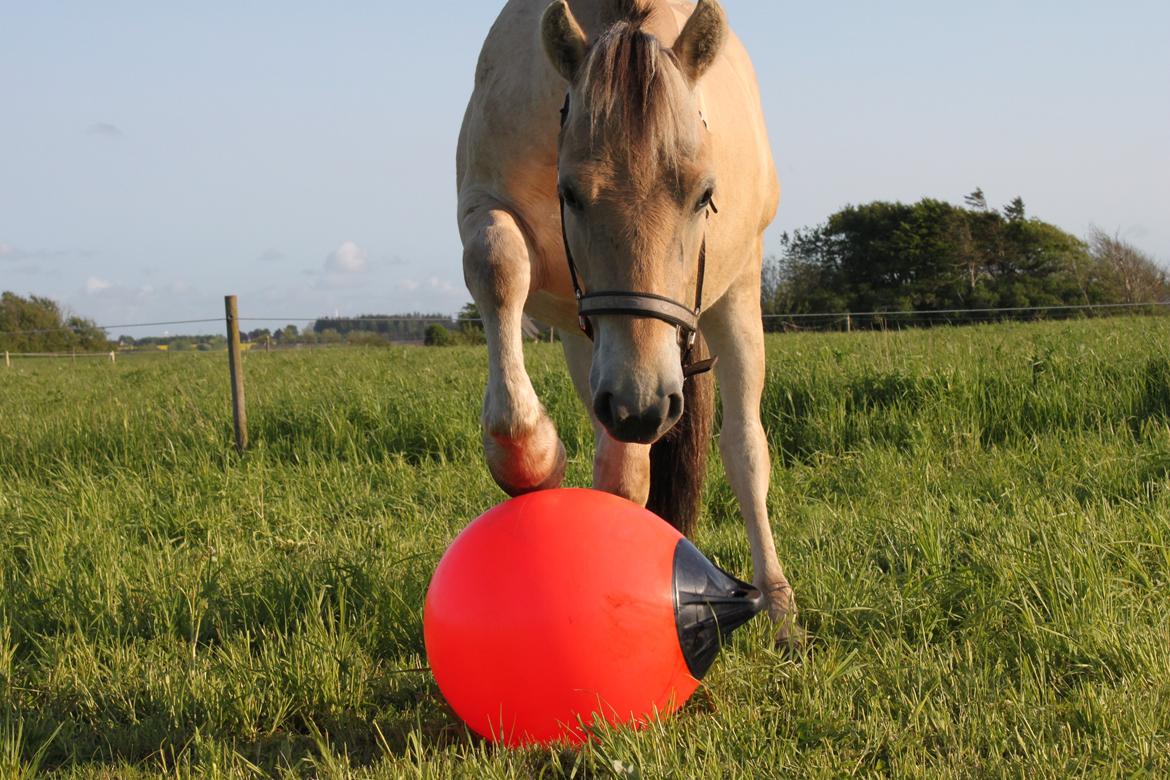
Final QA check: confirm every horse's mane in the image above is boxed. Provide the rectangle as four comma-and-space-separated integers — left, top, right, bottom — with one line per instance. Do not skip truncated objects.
579, 1, 692, 162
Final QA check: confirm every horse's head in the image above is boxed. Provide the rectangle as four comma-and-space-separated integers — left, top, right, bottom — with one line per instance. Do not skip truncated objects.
543, 0, 727, 444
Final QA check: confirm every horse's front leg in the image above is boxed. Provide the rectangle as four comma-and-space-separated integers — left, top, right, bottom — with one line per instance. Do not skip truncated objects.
561, 332, 651, 503
703, 271, 803, 647
461, 204, 565, 495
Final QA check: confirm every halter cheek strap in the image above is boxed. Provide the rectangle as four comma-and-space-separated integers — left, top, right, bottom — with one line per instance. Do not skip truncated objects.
557, 94, 717, 379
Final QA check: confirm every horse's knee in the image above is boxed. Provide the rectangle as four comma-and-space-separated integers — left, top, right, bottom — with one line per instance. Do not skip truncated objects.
482, 381, 545, 440
461, 209, 530, 307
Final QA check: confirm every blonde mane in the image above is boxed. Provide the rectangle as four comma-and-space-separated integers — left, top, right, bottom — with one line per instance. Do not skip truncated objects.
577, 5, 695, 162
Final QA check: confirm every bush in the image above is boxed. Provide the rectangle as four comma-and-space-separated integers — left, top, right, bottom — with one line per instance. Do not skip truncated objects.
425, 324, 455, 346
346, 331, 388, 347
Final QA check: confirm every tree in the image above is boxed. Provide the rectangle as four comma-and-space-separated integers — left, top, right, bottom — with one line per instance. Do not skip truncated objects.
1088, 227, 1170, 304
964, 188, 988, 211
1003, 197, 1027, 223
0, 292, 110, 352
425, 323, 455, 346
458, 302, 481, 324
458, 302, 486, 342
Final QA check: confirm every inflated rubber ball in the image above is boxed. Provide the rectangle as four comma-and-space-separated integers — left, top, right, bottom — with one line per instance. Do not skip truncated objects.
423, 488, 763, 747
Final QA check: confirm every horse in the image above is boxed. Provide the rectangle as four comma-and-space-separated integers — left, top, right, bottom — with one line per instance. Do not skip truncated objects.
456, 0, 799, 643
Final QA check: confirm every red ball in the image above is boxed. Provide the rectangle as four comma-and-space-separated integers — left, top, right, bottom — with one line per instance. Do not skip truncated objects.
423, 488, 761, 747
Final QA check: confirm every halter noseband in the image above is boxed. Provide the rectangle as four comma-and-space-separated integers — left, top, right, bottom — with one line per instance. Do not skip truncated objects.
557, 94, 717, 379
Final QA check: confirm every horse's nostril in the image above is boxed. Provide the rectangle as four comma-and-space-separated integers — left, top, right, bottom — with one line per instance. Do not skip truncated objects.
593, 392, 615, 428
667, 392, 684, 422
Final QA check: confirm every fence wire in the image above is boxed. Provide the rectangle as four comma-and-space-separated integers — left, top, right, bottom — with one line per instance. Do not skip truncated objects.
1, 300, 1167, 340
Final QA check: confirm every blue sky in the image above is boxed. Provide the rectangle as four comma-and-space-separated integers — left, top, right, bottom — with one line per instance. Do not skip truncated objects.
2, 1, 1167, 336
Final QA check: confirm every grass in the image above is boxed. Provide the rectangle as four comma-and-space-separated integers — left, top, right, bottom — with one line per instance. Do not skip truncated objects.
1, 316, 1168, 777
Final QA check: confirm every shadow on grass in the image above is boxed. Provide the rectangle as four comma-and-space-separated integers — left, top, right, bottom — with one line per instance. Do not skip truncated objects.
13, 676, 470, 775
14, 674, 646, 777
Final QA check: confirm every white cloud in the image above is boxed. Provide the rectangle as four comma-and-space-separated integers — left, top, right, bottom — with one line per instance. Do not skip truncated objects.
324, 241, 368, 274
394, 276, 459, 296
81, 277, 160, 307
0, 242, 66, 274
86, 122, 123, 138
312, 272, 362, 291
66, 279, 214, 337
427, 276, 459, 295
0, 243, 70, 263
85, 276, 113, 295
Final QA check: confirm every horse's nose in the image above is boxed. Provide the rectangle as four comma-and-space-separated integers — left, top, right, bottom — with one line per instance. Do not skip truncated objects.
593, 390, 684, 444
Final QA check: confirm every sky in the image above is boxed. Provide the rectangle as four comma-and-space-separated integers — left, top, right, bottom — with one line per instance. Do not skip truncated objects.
2, 1, 1168, 337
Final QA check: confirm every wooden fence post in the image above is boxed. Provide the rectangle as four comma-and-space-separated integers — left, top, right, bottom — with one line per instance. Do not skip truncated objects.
225, 295, 248, 453
109, 351, 116, 364
845, 314, 852, 333
4, 351, 9, 368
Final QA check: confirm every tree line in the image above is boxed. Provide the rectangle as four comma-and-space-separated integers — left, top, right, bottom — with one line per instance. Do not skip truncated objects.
762, 191, 1168, 328
0, 293, 488, 353
311, 313, 453, 342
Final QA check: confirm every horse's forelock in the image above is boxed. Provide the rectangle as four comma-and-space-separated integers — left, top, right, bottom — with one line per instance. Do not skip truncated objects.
600, 0, 655, 27
578, 17, 693, 167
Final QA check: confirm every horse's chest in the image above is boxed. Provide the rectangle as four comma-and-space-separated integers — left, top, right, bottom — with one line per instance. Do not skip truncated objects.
524, 289, 580, 332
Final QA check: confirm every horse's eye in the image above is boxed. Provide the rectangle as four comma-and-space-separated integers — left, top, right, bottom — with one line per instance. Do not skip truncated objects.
560, 185, 583, 212
696, 187, 715, 213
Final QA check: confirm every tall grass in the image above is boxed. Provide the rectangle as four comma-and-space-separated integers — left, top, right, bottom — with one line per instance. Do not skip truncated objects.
1, 317, 1168, 777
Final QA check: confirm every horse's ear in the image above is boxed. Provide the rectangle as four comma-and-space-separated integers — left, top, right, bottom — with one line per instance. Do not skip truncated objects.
542, 0, 588, 83
672, 0, 727, 85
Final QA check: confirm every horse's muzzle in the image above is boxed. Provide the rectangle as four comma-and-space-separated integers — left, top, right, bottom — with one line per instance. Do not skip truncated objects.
593, 389, 684, 444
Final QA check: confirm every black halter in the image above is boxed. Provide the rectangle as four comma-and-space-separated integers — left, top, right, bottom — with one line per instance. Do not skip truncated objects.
557, 94, 717, 379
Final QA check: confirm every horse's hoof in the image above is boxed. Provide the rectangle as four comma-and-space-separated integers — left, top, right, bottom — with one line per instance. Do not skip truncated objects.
773, 618, 809, 656
761, 582, 807, 655
491, 439, 567, 497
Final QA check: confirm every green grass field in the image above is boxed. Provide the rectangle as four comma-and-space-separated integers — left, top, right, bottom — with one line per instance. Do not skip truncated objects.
2, 317, 1169, 778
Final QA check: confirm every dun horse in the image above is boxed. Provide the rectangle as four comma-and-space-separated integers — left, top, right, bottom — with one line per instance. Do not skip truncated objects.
457, 0, 799, 642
